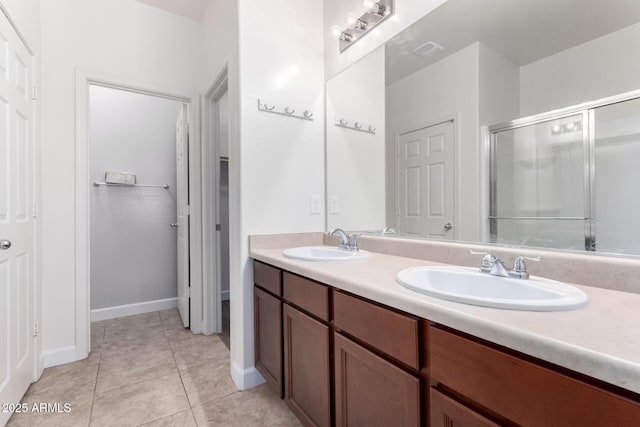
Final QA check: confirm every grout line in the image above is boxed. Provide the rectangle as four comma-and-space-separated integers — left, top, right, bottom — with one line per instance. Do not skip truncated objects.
87, 351, 102, 426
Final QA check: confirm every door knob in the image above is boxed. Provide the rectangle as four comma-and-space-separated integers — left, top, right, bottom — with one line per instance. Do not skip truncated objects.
170, 223, 178, 228
444, 223, 453, 231
0, 240, 11, 250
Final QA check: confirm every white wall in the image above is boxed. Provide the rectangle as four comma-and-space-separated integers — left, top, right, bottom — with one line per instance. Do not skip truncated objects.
323, 0, 447, 79
478, 43, 520, 127
386, 43, 480, 241
520, 22, 640, 116
40, 0, 204, 363
233, 0, 325, 388
327, 45, 386, 231
89, 86, 182, 310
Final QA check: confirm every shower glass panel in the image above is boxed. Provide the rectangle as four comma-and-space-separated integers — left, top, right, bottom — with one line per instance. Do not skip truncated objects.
490, 114, 588, 250
594, 97, 640, 255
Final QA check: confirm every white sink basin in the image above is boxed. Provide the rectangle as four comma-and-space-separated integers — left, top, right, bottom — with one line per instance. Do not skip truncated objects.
283, 246, 369, 262
397, 266, 587, 311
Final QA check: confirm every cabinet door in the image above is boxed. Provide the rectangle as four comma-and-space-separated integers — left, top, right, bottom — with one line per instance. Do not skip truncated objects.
283, 304, 331, 427
430, 388, 500, 427
335, 333, 420, 427
254, 286, 282, 396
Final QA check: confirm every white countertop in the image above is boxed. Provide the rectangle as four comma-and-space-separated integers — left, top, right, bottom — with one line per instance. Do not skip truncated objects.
250, 245, 640, 395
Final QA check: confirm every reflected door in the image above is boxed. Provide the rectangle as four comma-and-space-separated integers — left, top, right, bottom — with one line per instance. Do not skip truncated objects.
396, 121, 455, 239
175, 105, 190, 328
0, 13, 36, 423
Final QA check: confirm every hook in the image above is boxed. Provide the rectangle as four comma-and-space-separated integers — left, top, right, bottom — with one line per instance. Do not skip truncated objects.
284, 106, 295, 115
354, 122, 363, 129
339, 118, 349, 126
303, 111, 313, 119
368, 125, 376, 133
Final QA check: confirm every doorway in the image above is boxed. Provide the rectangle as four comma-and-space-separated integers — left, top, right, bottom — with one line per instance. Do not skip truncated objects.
88, 86, 187, 323
203, 68, 230, 347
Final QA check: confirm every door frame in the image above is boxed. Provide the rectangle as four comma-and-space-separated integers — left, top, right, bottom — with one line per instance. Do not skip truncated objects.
201, 65, 228, 335
74, 69, 203, 358
391, 114, 459, 239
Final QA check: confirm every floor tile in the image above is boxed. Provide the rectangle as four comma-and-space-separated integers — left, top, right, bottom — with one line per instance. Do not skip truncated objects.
191, 384, 302, 427
169, 334, 229, 370
107, 312, 162, 330
22, 354, 100, 403
96, 349, 177, 394
99, 332, 171, 357
139, 409, 197, 427
90, 373, 189, 427
7, 395, 93, 427
158, 309, 182, 325
179, 358, 237, 407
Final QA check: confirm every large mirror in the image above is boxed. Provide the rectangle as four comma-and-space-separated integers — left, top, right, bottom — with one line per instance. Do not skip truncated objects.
326, 0, 640, 256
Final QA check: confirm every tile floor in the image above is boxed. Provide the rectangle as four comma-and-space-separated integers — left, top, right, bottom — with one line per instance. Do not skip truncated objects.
8, 310, 301, 427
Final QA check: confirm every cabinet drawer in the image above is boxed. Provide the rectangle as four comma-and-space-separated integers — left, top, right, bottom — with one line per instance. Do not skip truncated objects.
335, 333, 420, 427
334, 290, 419, 369
430, 388, 500, 427
254, 261, 281, 296
283, 272, 329, 322
430, 326, 640, 427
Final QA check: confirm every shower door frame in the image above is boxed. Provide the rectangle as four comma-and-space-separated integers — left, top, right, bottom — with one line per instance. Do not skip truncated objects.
487, 88, 640, 252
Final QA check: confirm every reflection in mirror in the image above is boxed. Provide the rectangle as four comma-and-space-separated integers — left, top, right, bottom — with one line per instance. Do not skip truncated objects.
325, 0, 640, 256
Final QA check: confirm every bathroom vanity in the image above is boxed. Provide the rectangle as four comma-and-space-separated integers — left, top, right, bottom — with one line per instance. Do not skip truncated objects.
250, 236, 640, 427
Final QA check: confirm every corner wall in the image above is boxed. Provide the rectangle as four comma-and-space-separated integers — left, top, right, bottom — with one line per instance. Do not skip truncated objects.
232, 0, 325, 388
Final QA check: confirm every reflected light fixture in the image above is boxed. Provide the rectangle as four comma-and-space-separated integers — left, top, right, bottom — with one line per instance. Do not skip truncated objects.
337, 0, 393, 53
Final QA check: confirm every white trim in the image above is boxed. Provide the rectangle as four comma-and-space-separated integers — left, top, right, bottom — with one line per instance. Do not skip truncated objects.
202, 66, 229, 335
42, 346, 77, 368
74, 69, 197, 362
90, 298, 178, 322
222, 289, 230, 301
230, 361, 265, 391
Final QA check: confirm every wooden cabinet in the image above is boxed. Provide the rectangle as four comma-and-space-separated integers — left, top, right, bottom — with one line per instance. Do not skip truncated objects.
254, 286, 282, 396
252, 261, 640, 427
430, 388, 500, 427
283, 304, 331, 427
430, 325, 640, 427
334, 332, 420, 427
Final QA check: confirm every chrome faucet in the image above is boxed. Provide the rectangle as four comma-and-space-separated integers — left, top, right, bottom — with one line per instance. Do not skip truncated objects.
470, 250, 540, 279
329, 228, 359, 252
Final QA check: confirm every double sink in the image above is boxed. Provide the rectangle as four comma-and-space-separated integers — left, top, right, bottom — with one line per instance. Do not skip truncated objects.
283, 246, 588, 312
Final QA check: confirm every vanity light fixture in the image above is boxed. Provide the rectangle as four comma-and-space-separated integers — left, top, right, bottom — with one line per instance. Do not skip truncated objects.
551, 121, 582, 135
337, 0, 394, 53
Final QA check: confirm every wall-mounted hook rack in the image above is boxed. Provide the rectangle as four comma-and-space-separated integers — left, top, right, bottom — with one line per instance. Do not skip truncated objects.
257, 99, 314, 121
334, 117, 376, 134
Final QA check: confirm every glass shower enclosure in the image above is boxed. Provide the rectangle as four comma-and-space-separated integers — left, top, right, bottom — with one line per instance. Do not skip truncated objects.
488, 91, 640, 256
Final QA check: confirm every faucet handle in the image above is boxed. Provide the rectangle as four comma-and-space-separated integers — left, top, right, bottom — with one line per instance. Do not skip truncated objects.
510, 256, 540, 279
469, 250, 498, 273
468, 250, 488, 256
348, 233, 359, 251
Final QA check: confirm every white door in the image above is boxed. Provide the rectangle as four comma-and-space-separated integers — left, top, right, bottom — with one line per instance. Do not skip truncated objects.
0, 12, 36, 424
176, 105, 190, 328
396, 121, 455, 239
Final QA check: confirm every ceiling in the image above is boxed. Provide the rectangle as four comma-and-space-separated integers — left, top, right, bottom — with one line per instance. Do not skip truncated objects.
134, 0, 209, 21
386, 0, 640, 85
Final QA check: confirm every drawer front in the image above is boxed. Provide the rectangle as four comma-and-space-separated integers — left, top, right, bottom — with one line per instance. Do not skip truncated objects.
254, 261, 281, 296
333, 290, 419, 369
430, 326, 640, 427
430, 388, 500, 427
335, 333, 420, 427
283, 272, 329, 322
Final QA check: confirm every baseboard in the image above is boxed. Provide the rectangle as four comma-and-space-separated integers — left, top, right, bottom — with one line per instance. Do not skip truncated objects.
90, 297, 178, 322
222, 289, 230, 301
42, 345, 77, 368
230, 361, 265, 390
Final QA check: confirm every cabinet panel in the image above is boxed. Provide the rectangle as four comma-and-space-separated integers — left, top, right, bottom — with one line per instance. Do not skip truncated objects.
430, 326, 640, 427
254, 286, 282, 396
254, 260, 282, 296
283, 304, 331, 427
283, 272, 329, 321
430, 388, 500, 427
334, 290, 419, 369
334, 332, 420, 427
